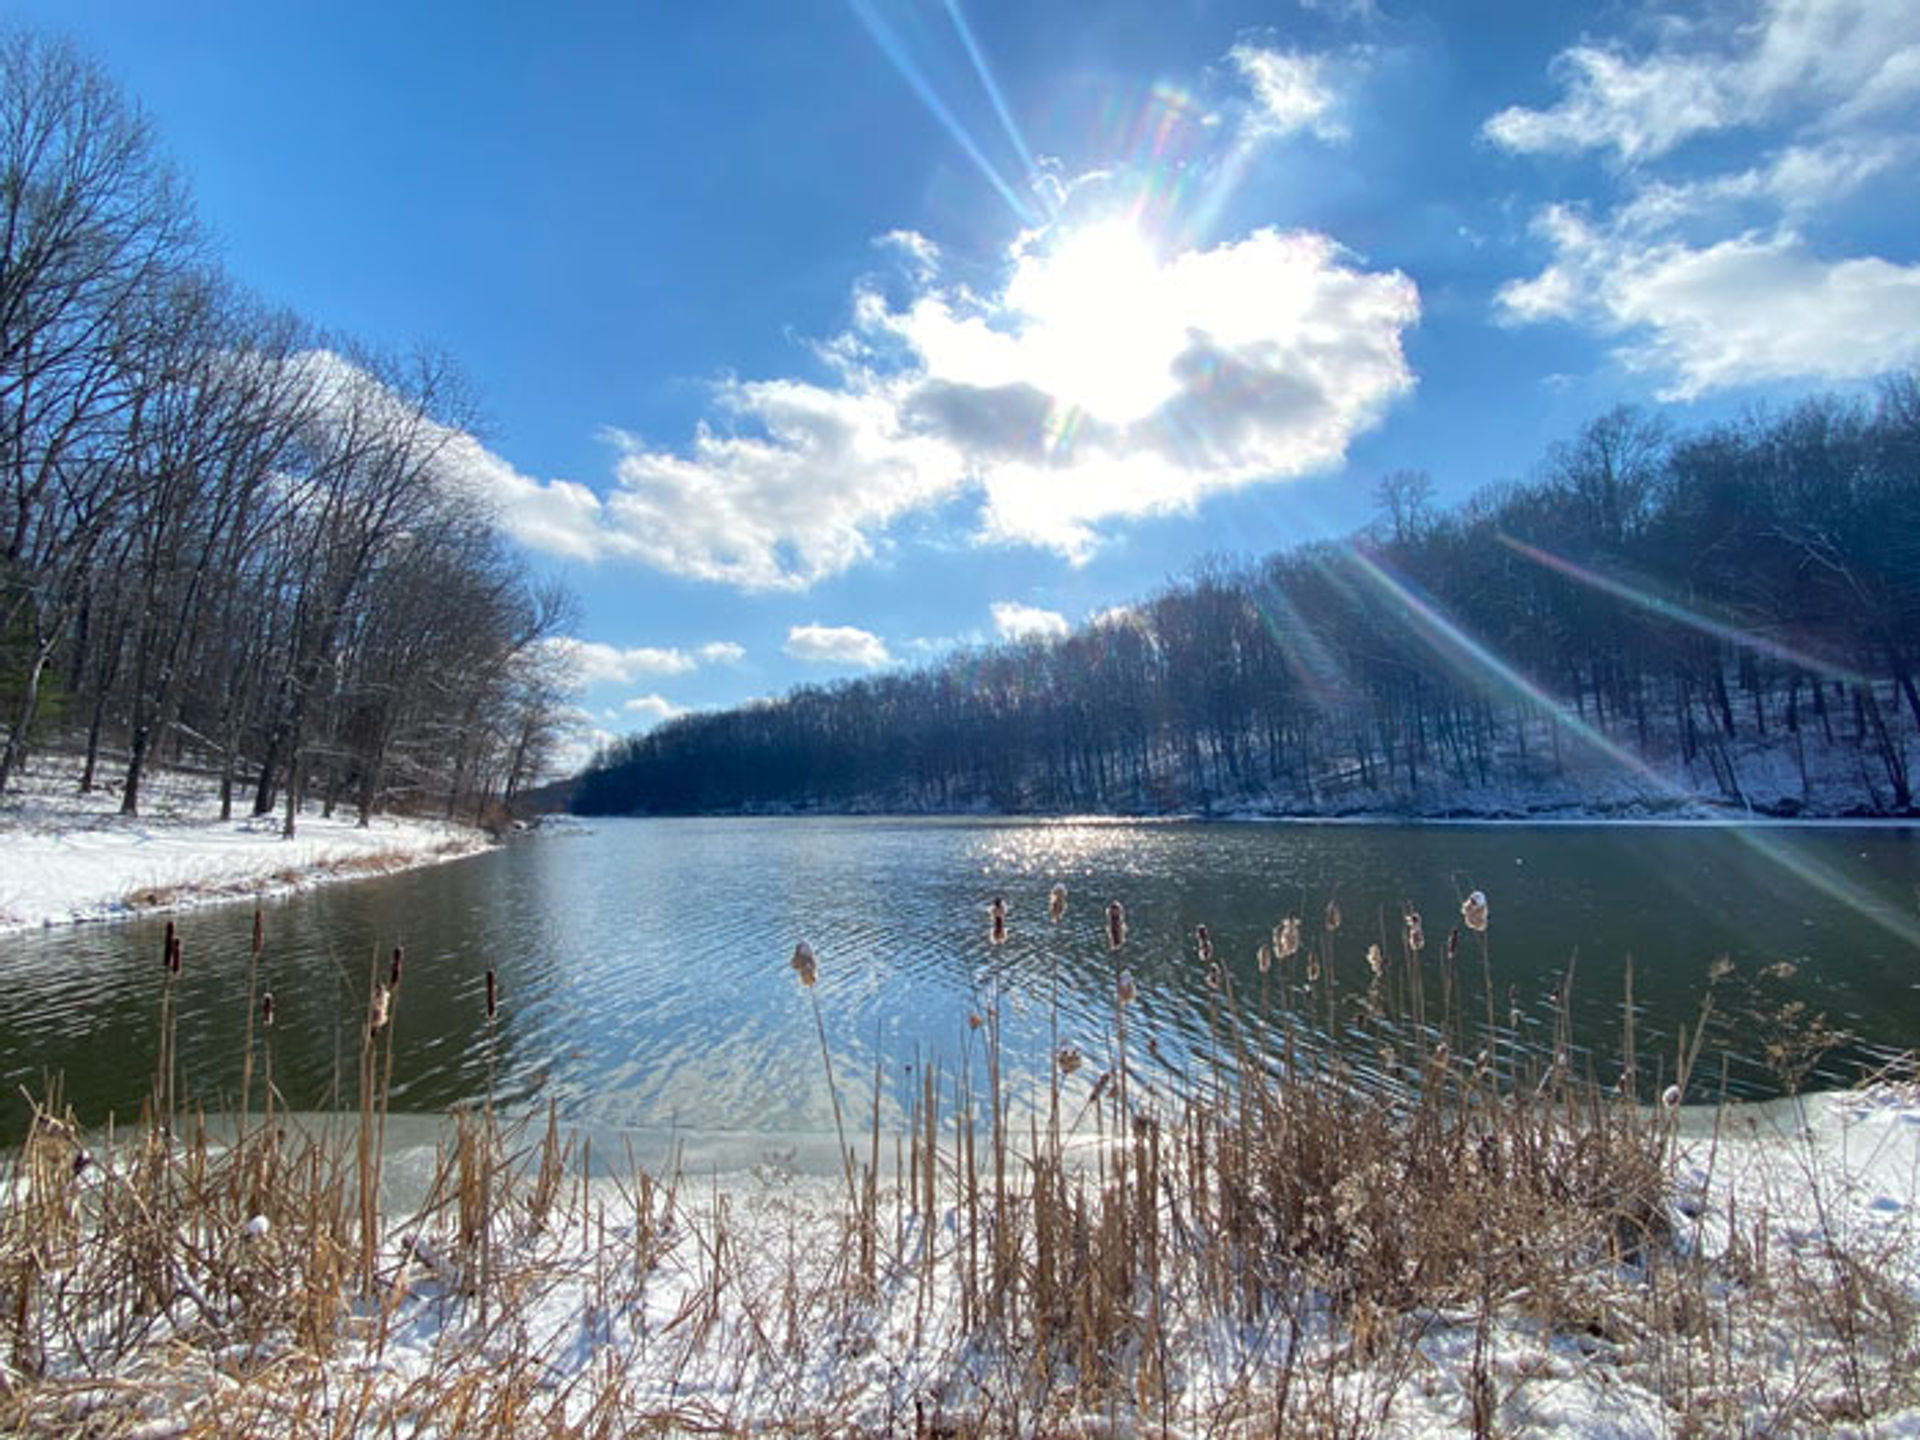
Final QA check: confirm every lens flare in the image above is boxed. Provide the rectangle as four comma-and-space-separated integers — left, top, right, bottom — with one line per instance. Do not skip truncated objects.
847, 0, 1036, 224
1497, 533, 1867, 688
1347, 545, 1920, 951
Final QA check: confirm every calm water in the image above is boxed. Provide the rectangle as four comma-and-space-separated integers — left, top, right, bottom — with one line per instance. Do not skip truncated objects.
4, 817, 1918, 1149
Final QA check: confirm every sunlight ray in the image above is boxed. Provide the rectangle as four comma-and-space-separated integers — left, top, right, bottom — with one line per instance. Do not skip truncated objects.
1346, 546, 1700, 792
1497, 533, 1869, 689
847, 0, 1037, 224
941, 0, 1041, 202
1350, 549, 1920, 951
1247, 572, 1350, 706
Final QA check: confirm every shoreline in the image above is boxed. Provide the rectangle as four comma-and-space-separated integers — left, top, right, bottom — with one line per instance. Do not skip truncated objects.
568, 804, 1920, 827
0, 757, 494, 936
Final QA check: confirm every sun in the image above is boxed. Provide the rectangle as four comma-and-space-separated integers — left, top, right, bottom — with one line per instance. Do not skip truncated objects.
1003, 217, 1184, 425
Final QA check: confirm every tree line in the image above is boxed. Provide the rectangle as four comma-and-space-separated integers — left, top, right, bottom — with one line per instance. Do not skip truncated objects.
0, 28, 574, 831
577, 382, 1920, 818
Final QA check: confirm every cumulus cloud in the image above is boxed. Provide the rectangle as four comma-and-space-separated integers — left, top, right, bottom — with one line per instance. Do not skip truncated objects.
991, 601, 1071, 642
588, 219, 1414, 587
542, 636, 744, 687
622, 694, 684, 726
1490, 0, 1920, 396
545, 710, 615, 778
603, 381, 963, 589
1229, 45, 1348, 141
1498, 213, 1920, 398
1484, 0, 1920, 163
431, 431, 625, 563
785, 624, 893, 668
441, 55, 1411, 592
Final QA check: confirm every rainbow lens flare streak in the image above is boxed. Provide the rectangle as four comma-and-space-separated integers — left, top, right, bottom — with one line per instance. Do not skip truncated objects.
1348, 546, 1920, 950
1496, 532, 1867, 688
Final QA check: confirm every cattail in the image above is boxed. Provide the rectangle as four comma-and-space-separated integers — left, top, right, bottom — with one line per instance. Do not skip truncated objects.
251, 907, 264, 957
1661, 1084, 1682, 1109
1367, 943, 1384, 978
1446, 926, 1460, 961
1278, 915, 1301, 960
1257, 942, 1272, 974
369, 982, 391, 1037
1116, 969, 1137, 1007
485, 967, 498, 1020
1205, 962, 1222, 992
1195, 924, 1213, 965
789, 940, 817, 988
1324, 898, 1341, 933
1056, 1045, 1083, 1077
1105, 900, 1126, 952
988, 895, 1007, 947
968, 1011, 983, 1030
389, 945, 404, 989
1048, 883, 1067, 923
162, 919, 176, 973
167, 931, 182, 976
261, 991, 275, 1029
1404, 907, 1425, 951
1461, 890, 1489, 934
1306, 953, 1320, 984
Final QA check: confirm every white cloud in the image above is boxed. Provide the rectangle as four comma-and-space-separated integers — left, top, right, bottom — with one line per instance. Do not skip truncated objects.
1489, 1, 1920, 397
459, 62, 1413, 592
1604, 136, 1910, 233
875, 228, 940, 282
542, 636, 744, 687
583, 224, 1412, 586
1484, 0, 1920, 163
1499, 216, 1920, 398
546, 711, 615, 779
1229, 45, 1348, 142
991, 601, 1070, 642
602, 379, 966, 589
785, 624, 893, 669
281, 351, 624, 565
587, 219, 1415, 586
622, 694, 684, 726
432, 432, 624, 563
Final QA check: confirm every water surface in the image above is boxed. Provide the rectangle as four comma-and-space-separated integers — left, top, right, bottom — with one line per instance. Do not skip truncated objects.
3, 817, 1917, 1148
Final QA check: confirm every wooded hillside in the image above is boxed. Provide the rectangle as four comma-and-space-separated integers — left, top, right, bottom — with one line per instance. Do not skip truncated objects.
0, 29, 575, 830
577, 385, 1920, 818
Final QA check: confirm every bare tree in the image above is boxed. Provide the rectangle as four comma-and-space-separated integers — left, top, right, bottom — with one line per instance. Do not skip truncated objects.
0, 26, 196, 792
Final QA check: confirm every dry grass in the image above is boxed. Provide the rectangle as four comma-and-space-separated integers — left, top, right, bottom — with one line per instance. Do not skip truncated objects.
1, 895, 1915, 1436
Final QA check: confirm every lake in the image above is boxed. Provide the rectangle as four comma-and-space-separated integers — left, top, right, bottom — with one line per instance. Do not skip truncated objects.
4, 817, 1917, 1152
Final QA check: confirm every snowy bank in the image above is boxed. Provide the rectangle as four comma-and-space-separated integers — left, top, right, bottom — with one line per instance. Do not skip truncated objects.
0, 757, 490, 934
6, 1084, 1918, 1436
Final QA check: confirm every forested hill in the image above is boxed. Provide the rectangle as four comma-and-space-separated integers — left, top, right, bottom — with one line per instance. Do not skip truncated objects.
576, 381, 1920, 820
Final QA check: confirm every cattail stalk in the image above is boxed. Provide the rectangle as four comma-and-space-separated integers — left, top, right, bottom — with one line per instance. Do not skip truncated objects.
239, 908, 264, 1136
792, 942, 856, 1210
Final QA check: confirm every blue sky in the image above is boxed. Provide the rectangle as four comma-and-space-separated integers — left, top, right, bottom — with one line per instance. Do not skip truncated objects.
14, 0, 1920, 765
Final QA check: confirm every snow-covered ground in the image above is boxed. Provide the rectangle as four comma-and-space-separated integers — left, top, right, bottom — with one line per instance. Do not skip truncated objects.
413, 1088, 1920, 1435
19, 1085, 1915, 1436
0, 755, 490, 933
